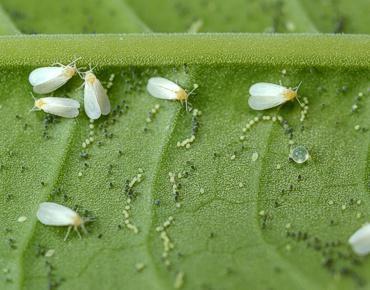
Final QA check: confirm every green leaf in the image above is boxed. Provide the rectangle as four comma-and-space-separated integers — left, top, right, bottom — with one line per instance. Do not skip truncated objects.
0, 1, 369, 290
0, 34, 369, 290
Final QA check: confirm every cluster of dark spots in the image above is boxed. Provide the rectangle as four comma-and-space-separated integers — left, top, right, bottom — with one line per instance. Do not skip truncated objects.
177, 108, 202, 149
124, 179, 138, 200
101, 127, 113, 139
7, 237, 17, 250
286, 230, 366, 286
5, 193, 14, 202
121, 171, 143, 234
45, 260, 65, 290
191, 110, 200, 136
111, 99, 128, 118
213, 152, 220, 159
43, 114, 59, 139
183, 63, 190, 74
259, 211, 272, 230
168, 161, 195, 203
95, 99, 128, 142
73, 205, 95, 221
278, 184, 294, 197
282, 120, 293, 140
20, 165, 27, 173
154, 199, 161, 206
35, 243, 48, 257
50, 187, 69, 202
186, 160, 196, 171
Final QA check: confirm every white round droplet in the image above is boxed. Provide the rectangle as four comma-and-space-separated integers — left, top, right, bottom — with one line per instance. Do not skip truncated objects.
290, 146, 309, 164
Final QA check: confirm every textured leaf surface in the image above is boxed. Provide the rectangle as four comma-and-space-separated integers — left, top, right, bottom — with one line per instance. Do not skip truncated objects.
0, 1, 369, 290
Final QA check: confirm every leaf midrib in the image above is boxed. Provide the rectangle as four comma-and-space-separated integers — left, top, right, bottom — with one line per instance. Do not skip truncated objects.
0, 34, 368, 68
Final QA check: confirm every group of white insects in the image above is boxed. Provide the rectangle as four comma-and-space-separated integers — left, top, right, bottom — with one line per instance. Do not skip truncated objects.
31, 59, 369, 256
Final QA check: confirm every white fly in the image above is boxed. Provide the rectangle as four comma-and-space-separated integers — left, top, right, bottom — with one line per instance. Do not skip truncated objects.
248, 82, 301, 110
147, 77, 198, 111
32, 96, 80, 118
83, 71, 111, 120
37, 202, 90, 241
29, 59, 79, 94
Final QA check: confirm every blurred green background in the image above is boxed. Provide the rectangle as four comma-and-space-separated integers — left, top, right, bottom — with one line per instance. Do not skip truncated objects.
0, 0, 369, 34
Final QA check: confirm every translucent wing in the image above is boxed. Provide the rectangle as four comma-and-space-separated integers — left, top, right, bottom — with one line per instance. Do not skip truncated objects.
248, 83, 286, 110
29, 67, 64, 86
84, 81, 101, 120
93, 79, 111, 115
37, 202, 77, 226
147, 77, 179, 100
249, 83, 286, 96
41, 97, 80, 118
30, 67, 72, 94
248, 94, 286, 110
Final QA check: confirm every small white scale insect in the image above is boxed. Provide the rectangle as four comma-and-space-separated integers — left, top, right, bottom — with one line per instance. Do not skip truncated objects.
147, 77, 198, 110
37, 202, 90, 241
248, 82, 302, 110
32, 95, 80, 118
349, 223, 370, 256
83, 71, 111, 120
29, 59, 79, 94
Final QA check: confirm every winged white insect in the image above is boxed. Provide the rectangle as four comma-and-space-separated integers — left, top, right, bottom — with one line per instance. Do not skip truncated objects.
36, 202, 91, 241
248, 82, 301, 110
147, 77, 198, 111
32, 95, 80, 118
29, 59, 80, 94
83, 71, 111, 120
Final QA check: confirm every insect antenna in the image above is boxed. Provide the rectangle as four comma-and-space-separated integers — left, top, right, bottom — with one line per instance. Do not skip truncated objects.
294, 81, 302, 92
188, 84, 199, 96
